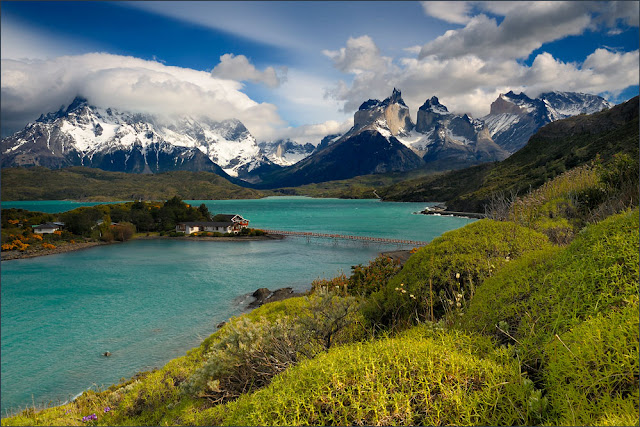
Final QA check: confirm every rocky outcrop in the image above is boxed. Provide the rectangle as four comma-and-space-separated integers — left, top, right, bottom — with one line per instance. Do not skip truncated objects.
416, 96, 450, 132
247, 287, 306, 309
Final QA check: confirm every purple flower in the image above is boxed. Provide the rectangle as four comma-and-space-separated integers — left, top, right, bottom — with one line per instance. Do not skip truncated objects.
82, 413, 98, 422
104, 406, 111, 413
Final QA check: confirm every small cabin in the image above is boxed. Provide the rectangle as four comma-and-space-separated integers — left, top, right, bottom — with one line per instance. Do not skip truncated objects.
33, 222, 64, 234
176, 221, 234, 235
176, 214, 249, 235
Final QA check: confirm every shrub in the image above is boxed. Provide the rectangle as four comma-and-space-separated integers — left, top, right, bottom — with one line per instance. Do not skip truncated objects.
183, 293, 363, 404
586, 153, 640, 223
347, 255, 402, 297
542, 304, 639, 426
310, 273, 349, 295
505, 165, 599, 244
460, 209, 639, 370
111, 222, 135, 242
364, 220, 551, 330
198, 325, 544, 426
181, 316, 314, 404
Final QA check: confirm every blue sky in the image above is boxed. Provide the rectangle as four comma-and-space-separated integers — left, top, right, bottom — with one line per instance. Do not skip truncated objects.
2, 1, 638, 142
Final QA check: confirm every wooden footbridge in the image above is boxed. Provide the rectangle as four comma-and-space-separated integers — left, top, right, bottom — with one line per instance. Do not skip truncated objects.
262, 229, 429, 246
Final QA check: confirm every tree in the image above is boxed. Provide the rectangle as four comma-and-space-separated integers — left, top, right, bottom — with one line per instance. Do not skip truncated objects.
111, 222, 135, 241
198, 203, 212, 221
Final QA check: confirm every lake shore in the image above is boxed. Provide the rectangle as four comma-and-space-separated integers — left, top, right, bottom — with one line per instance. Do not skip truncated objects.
1, 241, 111, 261
1, 233, 285, 261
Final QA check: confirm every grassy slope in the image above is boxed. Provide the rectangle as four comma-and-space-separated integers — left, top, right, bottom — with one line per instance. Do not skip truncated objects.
2, 209, 637, 426
0, 167, 268, 201
459, 209, 639, 425
379, 96, 639, 211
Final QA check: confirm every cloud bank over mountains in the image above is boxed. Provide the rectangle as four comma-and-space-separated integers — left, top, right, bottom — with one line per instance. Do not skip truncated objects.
1, 53, 291, 139
325, 1, 638, 118
1, 1, 637, 143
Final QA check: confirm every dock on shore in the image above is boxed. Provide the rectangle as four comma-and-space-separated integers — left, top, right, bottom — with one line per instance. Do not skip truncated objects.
420, 210, 485, 219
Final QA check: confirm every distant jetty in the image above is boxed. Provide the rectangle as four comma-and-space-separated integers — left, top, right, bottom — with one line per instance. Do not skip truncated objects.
420, 205, 485, 219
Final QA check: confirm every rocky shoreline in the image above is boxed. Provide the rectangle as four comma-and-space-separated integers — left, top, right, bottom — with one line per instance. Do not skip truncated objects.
246, 287, 308, 309
1, 241, 111, 261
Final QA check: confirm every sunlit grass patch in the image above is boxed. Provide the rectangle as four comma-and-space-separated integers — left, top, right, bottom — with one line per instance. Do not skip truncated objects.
196, 325, 542, 426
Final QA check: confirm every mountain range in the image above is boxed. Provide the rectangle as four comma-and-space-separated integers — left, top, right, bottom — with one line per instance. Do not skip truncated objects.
484, 90, 613, 153
1, 90, 613, 188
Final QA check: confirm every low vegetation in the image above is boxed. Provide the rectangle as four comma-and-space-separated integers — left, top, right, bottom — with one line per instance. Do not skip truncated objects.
365, 220, 551, 330
5, 195, 637, 425
486, 153, 639, 244
0, 167, 267, 201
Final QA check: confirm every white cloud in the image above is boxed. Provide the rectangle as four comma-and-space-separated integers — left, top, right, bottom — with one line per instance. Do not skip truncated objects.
403, 45, 423, 55
420, 3, 593, 61
420, 1, 473, 25
211, 53, 287, 88
595, 1, 640, 28
322, 36, 392, 74
324, 35, 639, 118
265, 119, 354, 145
0, 53, 285, 139
419, 1, 639, 61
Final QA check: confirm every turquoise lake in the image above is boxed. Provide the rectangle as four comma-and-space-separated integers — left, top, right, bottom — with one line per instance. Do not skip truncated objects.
1, 197, 476, 414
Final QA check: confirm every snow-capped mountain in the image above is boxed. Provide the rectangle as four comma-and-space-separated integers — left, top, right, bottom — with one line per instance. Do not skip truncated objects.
256, 89, 425, 188
483, 91, 613, 153
1, 97, 272, 179
258, 139, 315, 167
399, 96, 508, 164
349, 88, 414, 138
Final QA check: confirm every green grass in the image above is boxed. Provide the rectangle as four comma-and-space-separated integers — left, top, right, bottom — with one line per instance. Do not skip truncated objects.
461, 209, 639, 359
365, 219, 551, 330
195, 325, 541, 426
458, 209, 640, 424
543, 304, 639, 426
0, 167, 267, 201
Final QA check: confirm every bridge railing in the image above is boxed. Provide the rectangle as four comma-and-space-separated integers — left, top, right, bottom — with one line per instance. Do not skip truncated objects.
261, 229, 429, 246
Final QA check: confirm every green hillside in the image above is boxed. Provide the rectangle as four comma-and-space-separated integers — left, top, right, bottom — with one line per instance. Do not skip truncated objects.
0, 167, 267, 201
379, 96, 639, 212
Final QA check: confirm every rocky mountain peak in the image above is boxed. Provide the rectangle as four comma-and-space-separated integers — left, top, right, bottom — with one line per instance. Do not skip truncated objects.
66, 96, 90, 113
353, 88, 413, 136
358, 99, 382, 111
490, 92, 535, 115
416, 96, 452, 132
419, 96, 450, 115
484, 90, 613, 153
383, 88, 407, 107
2, 99, 272, 179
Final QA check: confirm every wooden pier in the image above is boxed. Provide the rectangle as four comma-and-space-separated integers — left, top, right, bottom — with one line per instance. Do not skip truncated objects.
262, 229, 429, 246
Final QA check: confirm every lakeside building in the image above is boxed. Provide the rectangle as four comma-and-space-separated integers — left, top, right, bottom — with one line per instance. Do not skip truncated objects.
32, 222, 64, 234
176, 214, 249, 235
